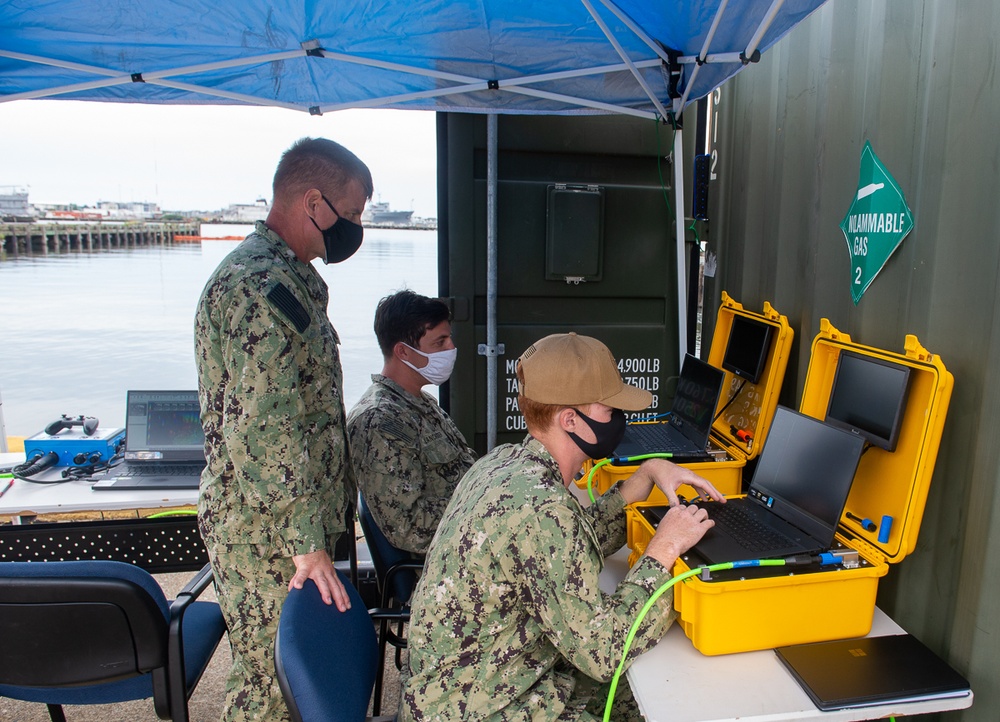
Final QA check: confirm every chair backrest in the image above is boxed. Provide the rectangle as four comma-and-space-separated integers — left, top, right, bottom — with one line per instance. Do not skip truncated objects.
275, 574, 377, 722
357, 492, 422, 605
0, 560, 170, 687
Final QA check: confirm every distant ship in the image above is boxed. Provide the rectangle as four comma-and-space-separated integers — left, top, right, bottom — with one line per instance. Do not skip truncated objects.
364, 201, 414, 225
220, 198, 270, 222
0, 186, 36, 222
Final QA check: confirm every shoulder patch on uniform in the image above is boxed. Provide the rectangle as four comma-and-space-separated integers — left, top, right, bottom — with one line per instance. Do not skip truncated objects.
378, 416, 417, 444
266, 282, 311, 333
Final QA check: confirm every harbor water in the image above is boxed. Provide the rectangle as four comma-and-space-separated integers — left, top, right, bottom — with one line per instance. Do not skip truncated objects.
0, 224, 438, 439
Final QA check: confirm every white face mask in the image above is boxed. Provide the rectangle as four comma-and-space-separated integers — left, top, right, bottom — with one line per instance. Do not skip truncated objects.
401, 344, 458, 386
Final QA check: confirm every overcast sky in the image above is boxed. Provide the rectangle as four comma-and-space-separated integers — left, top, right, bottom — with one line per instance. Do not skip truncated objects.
0, 100, 439, 217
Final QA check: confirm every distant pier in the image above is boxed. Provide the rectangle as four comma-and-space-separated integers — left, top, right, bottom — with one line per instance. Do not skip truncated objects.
368, 218, 438, 230
0, 221, 200, 258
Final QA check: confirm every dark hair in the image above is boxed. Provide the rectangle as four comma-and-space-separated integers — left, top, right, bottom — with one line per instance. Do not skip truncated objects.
374, 290, 451, 357
272, 137, 374, 203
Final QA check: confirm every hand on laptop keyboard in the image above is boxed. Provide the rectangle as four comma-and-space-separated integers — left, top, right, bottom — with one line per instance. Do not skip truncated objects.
705, 503, 795, 553
644, 502, 716, 569
620, 456, 727, 509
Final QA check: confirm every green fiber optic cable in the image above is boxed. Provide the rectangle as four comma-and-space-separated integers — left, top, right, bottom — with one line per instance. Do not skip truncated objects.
586, 453, 674, 504
603, 558, 788, 722
146, 509, 198, 518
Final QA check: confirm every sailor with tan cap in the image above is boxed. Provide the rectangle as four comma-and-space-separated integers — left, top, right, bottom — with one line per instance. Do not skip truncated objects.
401, 332, 725, 721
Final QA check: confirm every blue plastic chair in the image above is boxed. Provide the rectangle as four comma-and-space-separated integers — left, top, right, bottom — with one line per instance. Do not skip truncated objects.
356, 493, 425, 715
0, 560, 226, 722
275, 573, 401, 721
357, 493, 423, 607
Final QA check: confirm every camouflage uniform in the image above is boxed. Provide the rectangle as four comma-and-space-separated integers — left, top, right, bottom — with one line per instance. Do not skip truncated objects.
347, 374, 476, 554
401, 435, 677, 721
194, 221, 355, 722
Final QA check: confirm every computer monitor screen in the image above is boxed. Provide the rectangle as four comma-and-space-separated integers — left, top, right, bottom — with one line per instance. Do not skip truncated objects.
825, 351, 911, 452
721, 315, 774, 385
126, 390, 205, 452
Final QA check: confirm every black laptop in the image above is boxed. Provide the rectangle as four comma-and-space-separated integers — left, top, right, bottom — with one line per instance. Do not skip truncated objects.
775, 634, 971, 711
92, 390, 205, 491
611, 354, 725, 463
666, 406, 865, 564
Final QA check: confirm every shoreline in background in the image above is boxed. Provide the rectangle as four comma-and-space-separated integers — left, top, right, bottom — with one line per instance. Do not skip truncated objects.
0, 217, 436, 259
0, 226, 438, 438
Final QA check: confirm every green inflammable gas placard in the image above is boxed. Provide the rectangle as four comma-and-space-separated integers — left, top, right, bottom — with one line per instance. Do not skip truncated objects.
839, 141, 914, 304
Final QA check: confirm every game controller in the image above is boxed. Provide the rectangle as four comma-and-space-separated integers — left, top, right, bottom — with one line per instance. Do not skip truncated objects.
44, 414, 100, 436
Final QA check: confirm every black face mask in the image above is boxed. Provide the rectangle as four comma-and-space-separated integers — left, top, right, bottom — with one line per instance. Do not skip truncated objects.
567, 407, 627, 460
312, 195, 364, 264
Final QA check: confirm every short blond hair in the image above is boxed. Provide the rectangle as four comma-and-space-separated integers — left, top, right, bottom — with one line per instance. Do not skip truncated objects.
516, 364, 565, 433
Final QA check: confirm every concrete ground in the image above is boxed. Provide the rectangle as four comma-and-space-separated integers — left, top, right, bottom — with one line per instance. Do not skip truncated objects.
0, 570, 405, 722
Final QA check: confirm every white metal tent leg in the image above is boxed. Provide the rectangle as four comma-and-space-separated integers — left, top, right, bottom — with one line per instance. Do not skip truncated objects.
486, 113, 499, 451
673, 125, 688, 370
0, 388, 7, 453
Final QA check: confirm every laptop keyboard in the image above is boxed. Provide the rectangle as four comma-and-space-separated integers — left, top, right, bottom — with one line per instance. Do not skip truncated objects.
626, 423, 691, 453
118, 464, 204, 477
707, 503, 795, 553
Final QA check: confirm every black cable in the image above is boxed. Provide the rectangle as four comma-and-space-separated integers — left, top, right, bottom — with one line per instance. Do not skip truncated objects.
11, 450, 124, 484
713, 377, 747, 421
12, 451, 62, 483
59, 455, 124, 481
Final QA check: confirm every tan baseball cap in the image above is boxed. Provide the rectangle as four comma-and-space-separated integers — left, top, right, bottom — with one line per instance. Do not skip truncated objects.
517, 332, 653, 411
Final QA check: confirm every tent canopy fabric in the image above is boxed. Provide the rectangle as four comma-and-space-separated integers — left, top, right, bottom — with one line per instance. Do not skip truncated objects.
1, 0, 829, 451
1, 0, 826, 119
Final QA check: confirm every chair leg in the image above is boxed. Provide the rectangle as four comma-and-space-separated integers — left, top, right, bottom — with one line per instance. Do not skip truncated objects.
45, 704, 67, 722
160, 640, 190, 722
373, 616, 390, 716
394, 619, 406, 669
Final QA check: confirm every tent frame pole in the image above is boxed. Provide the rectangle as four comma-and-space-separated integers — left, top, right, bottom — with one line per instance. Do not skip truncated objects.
673, 122, 688, 368
581, 0, 669, 120
0, 389, 8, 454
676, 0, 730, 111
485, 114, 499, 451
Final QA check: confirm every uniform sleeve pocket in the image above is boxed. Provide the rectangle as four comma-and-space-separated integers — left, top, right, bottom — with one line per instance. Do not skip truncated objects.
420, 432, 462, 465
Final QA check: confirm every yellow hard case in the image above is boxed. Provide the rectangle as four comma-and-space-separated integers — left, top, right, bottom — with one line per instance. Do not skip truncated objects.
627, 319, 954, 655
580, 291, 792, 504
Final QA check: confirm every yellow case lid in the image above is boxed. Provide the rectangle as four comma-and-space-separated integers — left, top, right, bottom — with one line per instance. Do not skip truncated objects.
800, 320, 954, 565
706, 291, 794, 461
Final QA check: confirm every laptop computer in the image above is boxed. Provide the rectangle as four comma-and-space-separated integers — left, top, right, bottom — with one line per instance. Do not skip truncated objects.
775, 634, 971, 711
92, 390, 206, 491
643, 406, 865, 564
611, 354, 725, 463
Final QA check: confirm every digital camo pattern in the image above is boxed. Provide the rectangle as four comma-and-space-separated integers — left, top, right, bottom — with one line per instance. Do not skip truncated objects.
195, 221, 354, 552
401, 435, 677, 721
194, 222, 355, 722
208, 544, 297, 722
347, 374, 477, 553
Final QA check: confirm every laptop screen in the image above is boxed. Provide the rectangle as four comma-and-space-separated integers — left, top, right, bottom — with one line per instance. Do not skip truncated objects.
671, 355, 725, 446
747, 406, 865, 544
125, 390, 205, 461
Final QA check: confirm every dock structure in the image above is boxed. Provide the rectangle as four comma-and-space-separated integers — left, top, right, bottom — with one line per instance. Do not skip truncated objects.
0, 221, 200, 257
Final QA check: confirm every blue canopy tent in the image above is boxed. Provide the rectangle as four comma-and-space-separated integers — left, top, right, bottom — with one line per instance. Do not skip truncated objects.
1, 0, 828, 448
